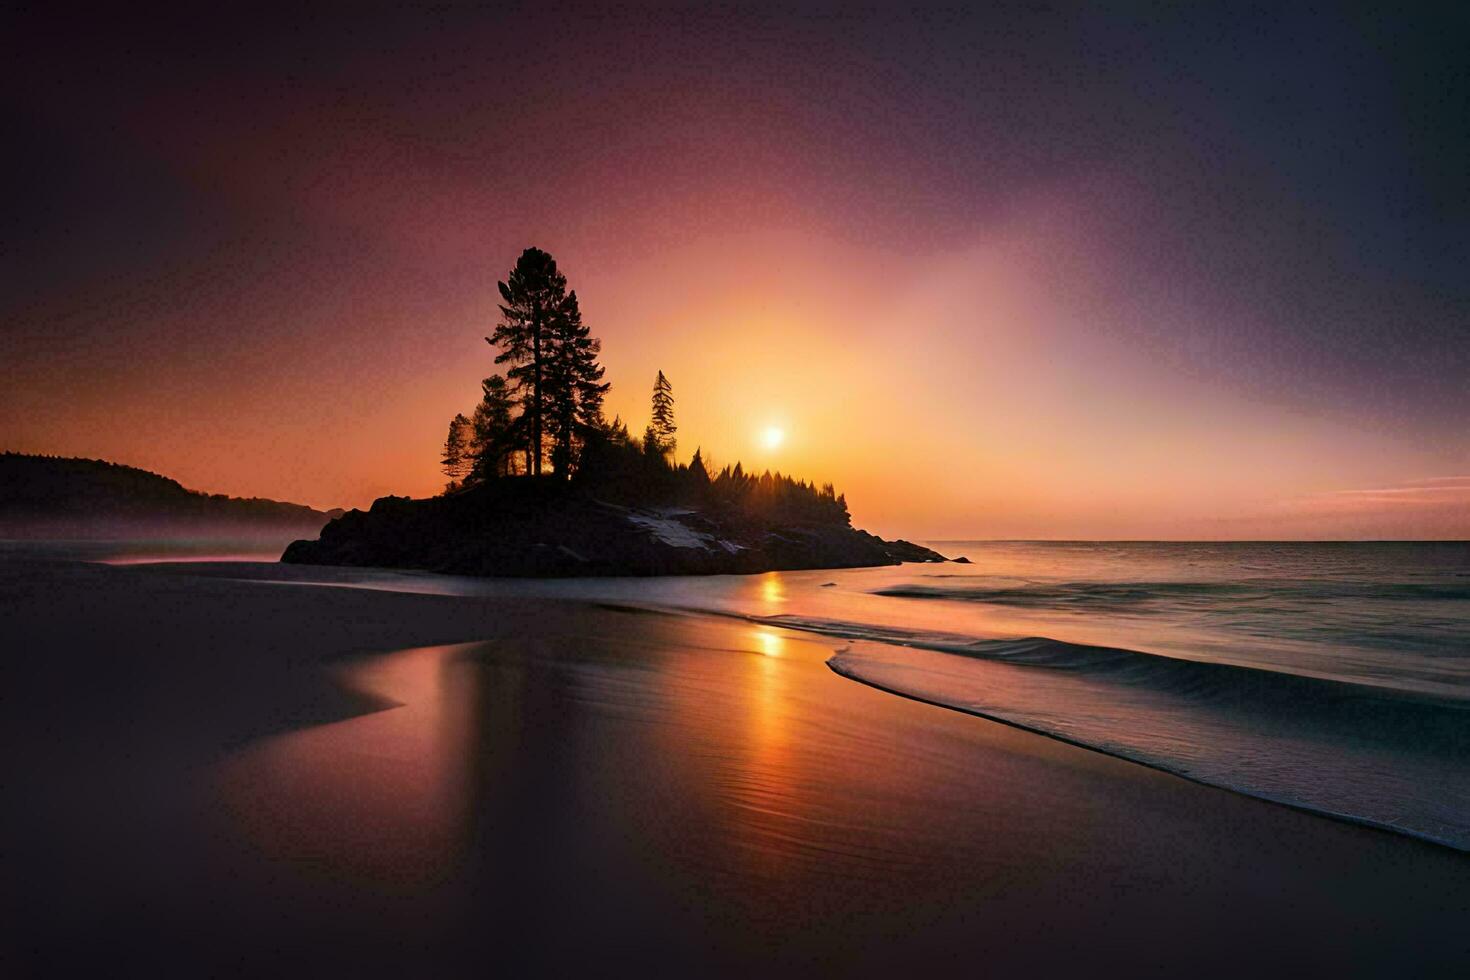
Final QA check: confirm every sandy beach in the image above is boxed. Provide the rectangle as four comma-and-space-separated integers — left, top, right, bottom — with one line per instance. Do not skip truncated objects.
3, 557, 1467, 976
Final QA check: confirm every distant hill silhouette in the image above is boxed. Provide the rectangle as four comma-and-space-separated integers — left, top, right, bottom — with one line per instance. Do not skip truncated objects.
0, 453, 341, 539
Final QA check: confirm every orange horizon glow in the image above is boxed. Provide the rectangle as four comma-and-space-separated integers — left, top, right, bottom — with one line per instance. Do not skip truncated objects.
5, 220, 1468, 541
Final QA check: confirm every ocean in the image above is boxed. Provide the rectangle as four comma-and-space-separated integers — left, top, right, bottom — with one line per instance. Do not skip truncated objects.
822, 541, 1470, 850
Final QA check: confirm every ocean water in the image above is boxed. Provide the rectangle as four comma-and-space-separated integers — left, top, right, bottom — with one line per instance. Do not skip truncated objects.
905, 541, 1470, 698
36, 538, 1470, 848
821, 541, 1470, 850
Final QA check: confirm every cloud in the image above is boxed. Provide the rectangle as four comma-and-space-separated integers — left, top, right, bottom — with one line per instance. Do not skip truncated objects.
1316, 478, 1470, 506
1227, 477, 1470, 539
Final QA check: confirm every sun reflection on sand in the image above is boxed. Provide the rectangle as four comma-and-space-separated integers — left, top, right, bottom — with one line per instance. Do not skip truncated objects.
735, 625, 797, 878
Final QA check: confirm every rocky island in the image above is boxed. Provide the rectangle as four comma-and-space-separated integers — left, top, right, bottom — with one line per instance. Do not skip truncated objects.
282, 475, 953, 577
283, 247, 960, 578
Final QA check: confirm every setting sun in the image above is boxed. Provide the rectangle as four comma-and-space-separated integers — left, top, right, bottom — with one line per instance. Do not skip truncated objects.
761, 426, 785, 450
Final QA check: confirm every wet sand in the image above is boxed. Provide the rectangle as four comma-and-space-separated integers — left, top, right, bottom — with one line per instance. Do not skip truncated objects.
3, 558, 1467, 975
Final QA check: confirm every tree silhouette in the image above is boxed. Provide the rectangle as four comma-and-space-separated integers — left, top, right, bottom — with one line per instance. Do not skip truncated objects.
452, 247, 851, 523
649, 369, 676, 460
606, 415, 632, 446
544, 289, 610, 477
688, 446, 709, 485
487, 247, 567, 477
442, 413, 474, 490
642, 423, 664, 462
471, 374, 519, 480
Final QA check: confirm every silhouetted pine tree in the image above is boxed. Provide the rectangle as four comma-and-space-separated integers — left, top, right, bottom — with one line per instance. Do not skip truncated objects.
688, 447, 709, 484
544, 290, 610, 477
649, 369, 676, 459
487, 247, 567, 476
471, 374, 519, 480
642, 423, 665, 463
441, 413, 474, 491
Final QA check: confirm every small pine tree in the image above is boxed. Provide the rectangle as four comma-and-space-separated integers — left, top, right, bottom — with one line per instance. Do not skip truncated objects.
688, 446, 710, 484
441, 413, 474, 491
642, 423, 664, 462
471, 374, 519, 479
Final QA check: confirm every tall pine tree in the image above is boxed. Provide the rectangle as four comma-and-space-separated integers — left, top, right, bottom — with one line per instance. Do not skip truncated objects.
487, 247, 566, 476
649, 369, 676, 460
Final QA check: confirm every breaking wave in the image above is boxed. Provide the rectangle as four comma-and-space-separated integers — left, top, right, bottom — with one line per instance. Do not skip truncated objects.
875, 579, 1470, 607
750, 613, 1470, 851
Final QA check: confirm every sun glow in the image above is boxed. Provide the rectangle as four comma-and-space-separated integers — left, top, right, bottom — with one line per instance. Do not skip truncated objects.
761, 426, 785, 450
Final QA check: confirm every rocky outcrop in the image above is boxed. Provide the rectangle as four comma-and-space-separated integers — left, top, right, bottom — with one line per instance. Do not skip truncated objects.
282, 480, 955, 577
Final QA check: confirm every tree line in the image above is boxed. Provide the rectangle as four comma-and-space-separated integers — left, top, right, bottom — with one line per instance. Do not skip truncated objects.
440, 246, 849, 527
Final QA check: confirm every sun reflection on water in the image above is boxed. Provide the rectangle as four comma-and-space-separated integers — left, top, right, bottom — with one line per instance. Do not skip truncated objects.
758, 572, 785, 611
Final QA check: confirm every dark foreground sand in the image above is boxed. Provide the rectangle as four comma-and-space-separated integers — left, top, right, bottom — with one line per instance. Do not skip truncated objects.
3, 558, 1467, 976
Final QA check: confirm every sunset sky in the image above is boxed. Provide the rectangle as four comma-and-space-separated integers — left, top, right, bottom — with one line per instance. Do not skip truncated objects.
4, 5, 1466, 539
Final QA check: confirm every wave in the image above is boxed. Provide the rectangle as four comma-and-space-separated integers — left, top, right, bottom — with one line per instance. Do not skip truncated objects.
748, 613, 1470, 850
757, 613, 1467, 709
875, 579, 1470, 608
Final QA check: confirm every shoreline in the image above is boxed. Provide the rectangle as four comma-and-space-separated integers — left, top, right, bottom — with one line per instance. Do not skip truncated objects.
825, 658, 1462, 854
4, 557, 1467, 973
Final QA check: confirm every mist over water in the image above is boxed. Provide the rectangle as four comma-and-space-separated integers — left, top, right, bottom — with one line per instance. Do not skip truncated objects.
0, 529, 309, 565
